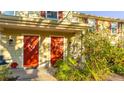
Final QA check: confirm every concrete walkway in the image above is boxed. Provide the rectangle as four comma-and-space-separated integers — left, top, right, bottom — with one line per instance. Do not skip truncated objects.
10, 67, 57, 81
107, 73, 124, 81
10, 68, 124, 81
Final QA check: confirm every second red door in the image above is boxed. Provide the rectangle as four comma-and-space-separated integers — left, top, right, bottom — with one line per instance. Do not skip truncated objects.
51, 36, 64, 65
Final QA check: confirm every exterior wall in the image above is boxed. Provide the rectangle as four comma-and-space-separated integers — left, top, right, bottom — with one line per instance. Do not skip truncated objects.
63, 37, 68, 60
16, 11, 40, 18
0, 34, 23, 68
0, 29, 72, 68
97, 20, 111, 32
69, 32, 82, 59
15, 11, 75, 24
40, 36, 50, 67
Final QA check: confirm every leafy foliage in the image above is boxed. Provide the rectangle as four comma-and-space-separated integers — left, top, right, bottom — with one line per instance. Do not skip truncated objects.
54, 58, 87, 80
111, 64, 124, 75
109, 48, 124, 75
54, 30, 124, 80
0, 65, 12, 80
81, 31, 112, 80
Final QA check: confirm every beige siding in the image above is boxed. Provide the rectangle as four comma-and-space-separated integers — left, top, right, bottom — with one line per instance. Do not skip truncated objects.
40, 36, 51, 67
0, 34, 23, 68
63, 37, 68, 60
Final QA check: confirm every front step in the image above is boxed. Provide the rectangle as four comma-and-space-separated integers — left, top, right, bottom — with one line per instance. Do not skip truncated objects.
9, 67, 57, 81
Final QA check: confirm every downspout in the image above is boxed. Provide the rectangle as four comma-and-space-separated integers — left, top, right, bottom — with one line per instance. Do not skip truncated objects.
0, 31, 2, 56
81, 30, 83, 57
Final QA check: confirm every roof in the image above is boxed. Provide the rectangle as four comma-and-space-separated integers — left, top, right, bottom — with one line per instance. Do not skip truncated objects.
75, 12, 124, 23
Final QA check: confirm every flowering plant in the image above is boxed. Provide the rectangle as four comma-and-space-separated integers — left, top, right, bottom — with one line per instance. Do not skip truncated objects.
10, 62, 18, 69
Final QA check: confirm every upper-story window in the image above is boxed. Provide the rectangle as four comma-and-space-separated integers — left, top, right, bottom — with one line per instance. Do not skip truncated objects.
88, 19, 96, 27
46, 11, 57, 19
40, 11, 63, 20
111, 22, 118, 34
1, 11, 15, 16
88, 18, 96, 31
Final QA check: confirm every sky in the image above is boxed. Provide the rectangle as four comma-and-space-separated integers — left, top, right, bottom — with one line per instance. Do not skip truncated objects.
80, 11, 124, 19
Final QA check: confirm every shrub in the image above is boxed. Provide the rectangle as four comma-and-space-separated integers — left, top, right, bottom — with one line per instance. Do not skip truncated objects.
82, 31, 112, 80
54, 58, 87, 80
111, 64, 124, 75
0, 65, 12, 80
54, 30, 124, 80
107, 45, 124, 75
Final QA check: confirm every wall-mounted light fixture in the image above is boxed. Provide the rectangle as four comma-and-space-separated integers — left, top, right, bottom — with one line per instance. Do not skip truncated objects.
8, 36, 14, 45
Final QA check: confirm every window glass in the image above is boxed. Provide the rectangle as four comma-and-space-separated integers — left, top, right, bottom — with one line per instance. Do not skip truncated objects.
111, 22, 118, 34
88, 19, 96, 27
2, 11, 15, 16
88, 19, 96, 31
46, 11, 57, 19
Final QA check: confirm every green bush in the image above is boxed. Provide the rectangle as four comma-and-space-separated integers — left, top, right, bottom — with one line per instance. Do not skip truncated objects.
0, 65, 12, 81
82, 31, 112, 80
107, 46, 124, 75
54, 31, 124, 80
83, 31, 124, 79
54, 58, 87, 80
111, 64, 124, 75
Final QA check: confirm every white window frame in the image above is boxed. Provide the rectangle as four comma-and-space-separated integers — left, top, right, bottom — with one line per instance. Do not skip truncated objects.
45, 11, 59, 20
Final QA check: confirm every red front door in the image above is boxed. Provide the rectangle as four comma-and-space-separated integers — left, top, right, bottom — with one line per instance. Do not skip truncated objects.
23, 35, 39, 68
51, 36, 64, 65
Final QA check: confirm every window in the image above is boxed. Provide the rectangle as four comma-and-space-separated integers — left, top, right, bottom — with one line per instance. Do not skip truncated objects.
111, 22, 118, 34
2, 11, 15, 16
40, 11, 63, 20
88, 19, 96, 31
71, 16, 79, 23
88, 19, 96, 27
46, 11, 58, 19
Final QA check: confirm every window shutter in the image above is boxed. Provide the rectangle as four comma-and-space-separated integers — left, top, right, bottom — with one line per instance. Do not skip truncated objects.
84, 18, 88, 23
58, 11, 63, 19
118, 22, 122, 33
96, 19, 98, 31
40, 11, 46, 17
109, 21, 111, 32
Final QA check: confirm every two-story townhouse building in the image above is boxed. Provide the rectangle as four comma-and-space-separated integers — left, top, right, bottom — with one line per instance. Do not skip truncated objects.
1, 11, 124, 69
0, 11, 89, 69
